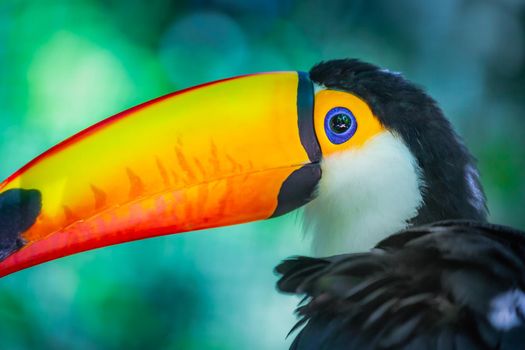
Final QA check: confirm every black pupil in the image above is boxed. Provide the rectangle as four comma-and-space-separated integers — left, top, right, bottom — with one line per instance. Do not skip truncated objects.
329, 113, 351, 134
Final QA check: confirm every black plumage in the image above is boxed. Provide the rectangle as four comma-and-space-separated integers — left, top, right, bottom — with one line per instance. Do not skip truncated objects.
277, 221, 525, 350
275, 59, 525, 349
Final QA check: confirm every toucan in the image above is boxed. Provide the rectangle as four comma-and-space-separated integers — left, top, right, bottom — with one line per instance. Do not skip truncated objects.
0, 59, 523, 349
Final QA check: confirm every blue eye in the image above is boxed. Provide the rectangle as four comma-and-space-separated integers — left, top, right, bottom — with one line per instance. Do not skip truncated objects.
324, 107, 357, 144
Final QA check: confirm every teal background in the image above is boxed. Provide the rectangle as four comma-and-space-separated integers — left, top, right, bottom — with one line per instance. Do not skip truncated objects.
1, 1, 524, 349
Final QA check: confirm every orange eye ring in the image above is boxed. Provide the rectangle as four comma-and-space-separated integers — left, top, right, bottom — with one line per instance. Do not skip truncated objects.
314, 89, 385, 156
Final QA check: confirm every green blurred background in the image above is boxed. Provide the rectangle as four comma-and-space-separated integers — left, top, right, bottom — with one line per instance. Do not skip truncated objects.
0, 0, 524, 349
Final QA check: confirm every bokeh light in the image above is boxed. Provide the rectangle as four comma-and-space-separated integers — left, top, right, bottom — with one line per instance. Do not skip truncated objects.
1, 1, 524, 349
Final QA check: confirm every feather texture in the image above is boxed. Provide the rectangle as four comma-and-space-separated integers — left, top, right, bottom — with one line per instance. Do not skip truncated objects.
276, 221, 525, 350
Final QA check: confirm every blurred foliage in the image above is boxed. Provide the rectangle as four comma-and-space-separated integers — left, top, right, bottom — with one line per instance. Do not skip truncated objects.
0, 0, 524, 349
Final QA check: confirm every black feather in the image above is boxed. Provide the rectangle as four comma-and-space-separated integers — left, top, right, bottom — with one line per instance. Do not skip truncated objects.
276, 221, 525, 349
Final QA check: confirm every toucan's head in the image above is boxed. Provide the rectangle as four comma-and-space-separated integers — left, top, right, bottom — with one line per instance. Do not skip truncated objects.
304, 59, 487, 255
0, 59, 486, 276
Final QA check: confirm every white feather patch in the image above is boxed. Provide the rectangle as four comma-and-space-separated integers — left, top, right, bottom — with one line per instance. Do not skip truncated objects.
303, 131, 424, 256
488, 289, 525, 331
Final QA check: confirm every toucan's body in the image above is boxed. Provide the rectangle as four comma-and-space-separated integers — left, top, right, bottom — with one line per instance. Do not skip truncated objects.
278, 221, 525, 349
0, 59, 523, 349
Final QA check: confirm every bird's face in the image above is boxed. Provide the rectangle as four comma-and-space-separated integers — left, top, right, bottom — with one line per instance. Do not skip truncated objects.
0, 60, 481, 276
306, 85, 424, 256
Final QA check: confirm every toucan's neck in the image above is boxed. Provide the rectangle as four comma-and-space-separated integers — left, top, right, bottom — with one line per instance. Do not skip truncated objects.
303, 131, 487, 257
303, 132, 424, 256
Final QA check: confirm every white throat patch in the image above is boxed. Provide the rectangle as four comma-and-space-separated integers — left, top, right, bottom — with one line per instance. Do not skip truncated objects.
303, 131, 424, 256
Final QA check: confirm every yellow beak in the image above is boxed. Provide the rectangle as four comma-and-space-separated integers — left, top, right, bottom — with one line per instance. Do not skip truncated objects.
0, 71, 320, 277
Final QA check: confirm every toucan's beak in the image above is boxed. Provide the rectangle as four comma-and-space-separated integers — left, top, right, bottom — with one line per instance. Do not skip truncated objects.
0, 72, 321, 277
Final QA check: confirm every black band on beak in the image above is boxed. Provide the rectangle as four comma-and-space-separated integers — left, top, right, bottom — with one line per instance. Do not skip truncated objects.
270, 72, 321, 218
297, 71, 321, 163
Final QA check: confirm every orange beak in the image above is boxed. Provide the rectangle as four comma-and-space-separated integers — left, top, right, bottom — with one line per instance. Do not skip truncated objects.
0, 72, 321, 277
